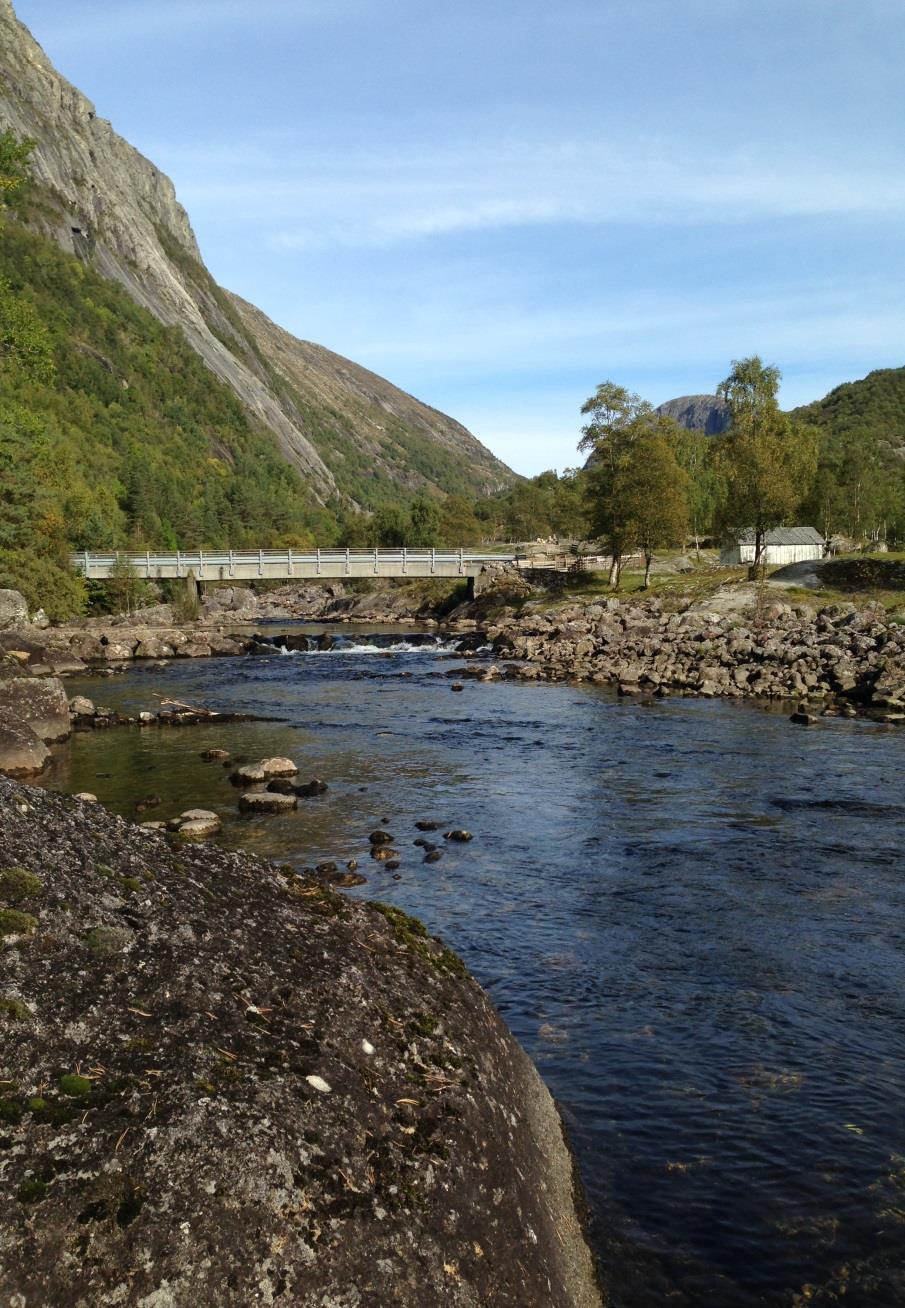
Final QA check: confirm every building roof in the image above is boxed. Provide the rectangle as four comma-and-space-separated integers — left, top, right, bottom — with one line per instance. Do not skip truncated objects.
734, 526, 824, 546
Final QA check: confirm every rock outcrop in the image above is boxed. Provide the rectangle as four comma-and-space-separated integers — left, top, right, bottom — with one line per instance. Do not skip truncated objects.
0, 590, 28, 630
655, 394, 732, 435
0, 780, 601, 1307
0, 0, 512, 506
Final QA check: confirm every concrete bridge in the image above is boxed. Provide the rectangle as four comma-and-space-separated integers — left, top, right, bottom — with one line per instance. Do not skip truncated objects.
71, 548, 519, 596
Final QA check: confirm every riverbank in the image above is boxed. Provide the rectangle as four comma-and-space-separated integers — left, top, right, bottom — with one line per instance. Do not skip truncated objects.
0, 777, 602, 1307
476, 594, 905, 712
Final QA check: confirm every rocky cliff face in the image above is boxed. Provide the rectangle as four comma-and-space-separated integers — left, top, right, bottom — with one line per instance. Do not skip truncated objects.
0, 0, 512, 506
655, 394, 731, 435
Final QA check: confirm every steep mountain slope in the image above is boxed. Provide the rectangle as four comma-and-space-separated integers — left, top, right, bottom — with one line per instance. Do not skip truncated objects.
229, 294, 511, 504
0, 0, 512, 507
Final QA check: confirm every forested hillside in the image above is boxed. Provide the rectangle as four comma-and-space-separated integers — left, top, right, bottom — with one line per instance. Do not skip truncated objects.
794, 368, 905, 541
0, 215, 336, 616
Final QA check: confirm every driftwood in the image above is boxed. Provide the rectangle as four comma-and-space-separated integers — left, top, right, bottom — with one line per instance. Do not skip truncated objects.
154, 696, 220, 717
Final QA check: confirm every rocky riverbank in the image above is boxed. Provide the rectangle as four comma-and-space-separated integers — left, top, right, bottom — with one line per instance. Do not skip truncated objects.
480, 594, 905, 713
0, 778, 602, 1307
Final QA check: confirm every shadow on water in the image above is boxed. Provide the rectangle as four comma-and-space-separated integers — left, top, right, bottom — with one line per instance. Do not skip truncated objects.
43, 625, 905, 1307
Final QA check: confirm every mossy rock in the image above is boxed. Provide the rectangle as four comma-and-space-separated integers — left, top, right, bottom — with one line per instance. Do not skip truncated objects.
58, 1073, 93, 1097
0, 995, 31, 1021
84, 925, 133, 957
0, 908, 38, 938
0, 867, 43, 904
373, 903, 468, 979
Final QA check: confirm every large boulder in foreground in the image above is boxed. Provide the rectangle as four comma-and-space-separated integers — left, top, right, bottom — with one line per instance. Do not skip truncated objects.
0, 781, 602, 1307
0, 589, 28, 630
0, 676, 71, 743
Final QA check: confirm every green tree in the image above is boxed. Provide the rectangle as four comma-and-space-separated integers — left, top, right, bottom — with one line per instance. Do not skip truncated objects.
613, 432, 689, 587
0, 131, 35, 204
580, 383, 655, 584
715, 356, 817, 570
371, 505, 409, 546
439, 495, 482, 546
408, 495, 443, 545
672, 428, 720, 554
0, 277, 54, 382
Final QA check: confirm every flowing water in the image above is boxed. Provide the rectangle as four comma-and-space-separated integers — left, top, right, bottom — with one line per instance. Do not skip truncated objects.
43, 626, 905, 1307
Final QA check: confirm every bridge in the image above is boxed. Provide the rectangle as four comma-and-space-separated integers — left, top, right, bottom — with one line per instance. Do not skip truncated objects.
71, 548, 519, 587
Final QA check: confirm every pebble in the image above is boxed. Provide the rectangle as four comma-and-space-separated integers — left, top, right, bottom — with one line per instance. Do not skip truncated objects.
305, 1075, 332, 1094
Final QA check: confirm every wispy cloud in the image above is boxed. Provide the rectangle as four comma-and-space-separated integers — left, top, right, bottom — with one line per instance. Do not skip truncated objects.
24, 0, 366, 51
161, 130, 905, 252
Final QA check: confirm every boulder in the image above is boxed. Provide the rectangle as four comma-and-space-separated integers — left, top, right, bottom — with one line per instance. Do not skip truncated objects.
134, 637, 176, 660
260, 757, 299, 778
0, 778, 601, 1307
238, 791, 298, 814
68, 695, 96, 719
0, 589, 28, 630
0, 677, 71, 743
0, 720, 50, 777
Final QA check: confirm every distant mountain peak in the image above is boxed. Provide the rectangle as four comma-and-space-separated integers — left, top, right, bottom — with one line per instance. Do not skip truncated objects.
656, 394, 731, 435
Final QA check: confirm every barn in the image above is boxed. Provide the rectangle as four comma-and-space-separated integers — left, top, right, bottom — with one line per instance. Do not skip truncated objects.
720, 526, 825, 567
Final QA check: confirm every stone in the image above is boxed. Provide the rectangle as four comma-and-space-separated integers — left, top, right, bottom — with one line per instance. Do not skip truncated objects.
68, 695, 96, 718
789, 710, 820, 726
201, 748, 231, 762
135, 637, 176, 659
371, 846, 401, 861
294, 778, 328, 797
230, 763, 268, 785
0, 677, 71, 743
445, 830, 474, 842
0, 589, 28, 630
29, 608, 50, 629
370, 830, 393, 845
0, 720, 50, 777
238, 791, 298, 814
260, 757, 299, 777
177, 817, 222, 841
424, 850, 443, 864
73, 792, 98, 803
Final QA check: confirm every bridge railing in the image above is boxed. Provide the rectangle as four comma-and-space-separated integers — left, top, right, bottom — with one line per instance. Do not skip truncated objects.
70, 548, 518, 579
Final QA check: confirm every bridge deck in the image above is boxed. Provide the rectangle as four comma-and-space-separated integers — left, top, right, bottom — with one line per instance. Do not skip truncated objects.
71, 549, 518, 582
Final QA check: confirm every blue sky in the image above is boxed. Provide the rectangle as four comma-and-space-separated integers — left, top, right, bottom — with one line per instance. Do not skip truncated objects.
14, 0, 905, 475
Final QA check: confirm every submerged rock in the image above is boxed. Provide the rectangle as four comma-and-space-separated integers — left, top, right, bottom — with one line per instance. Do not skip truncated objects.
0, 779, 600, 1307
238, 791, 298, 814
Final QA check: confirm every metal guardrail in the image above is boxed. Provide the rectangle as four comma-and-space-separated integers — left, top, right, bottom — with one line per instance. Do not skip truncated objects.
71, 548, 519, 579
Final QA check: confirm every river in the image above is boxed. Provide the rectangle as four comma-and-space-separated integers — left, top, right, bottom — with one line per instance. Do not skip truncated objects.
44, 626, 905, 1307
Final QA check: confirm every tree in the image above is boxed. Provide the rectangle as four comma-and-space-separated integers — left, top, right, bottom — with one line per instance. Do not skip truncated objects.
370, 505, 409, 547
0, 277, 54, 382
715, 356, 817, 570
0, 131, 35, 205
613, 433, 689, 587
439, 495, 482, 547
580, 382, 654, 583
408, 495, 443, 545
672, 428, 720, 555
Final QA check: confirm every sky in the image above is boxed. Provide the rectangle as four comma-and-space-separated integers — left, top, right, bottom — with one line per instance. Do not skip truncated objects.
13, 0, 905, 475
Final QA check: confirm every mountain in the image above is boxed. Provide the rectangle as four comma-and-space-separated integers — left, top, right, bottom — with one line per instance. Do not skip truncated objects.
0, 0, 512, 509
655, 394, 731, 435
